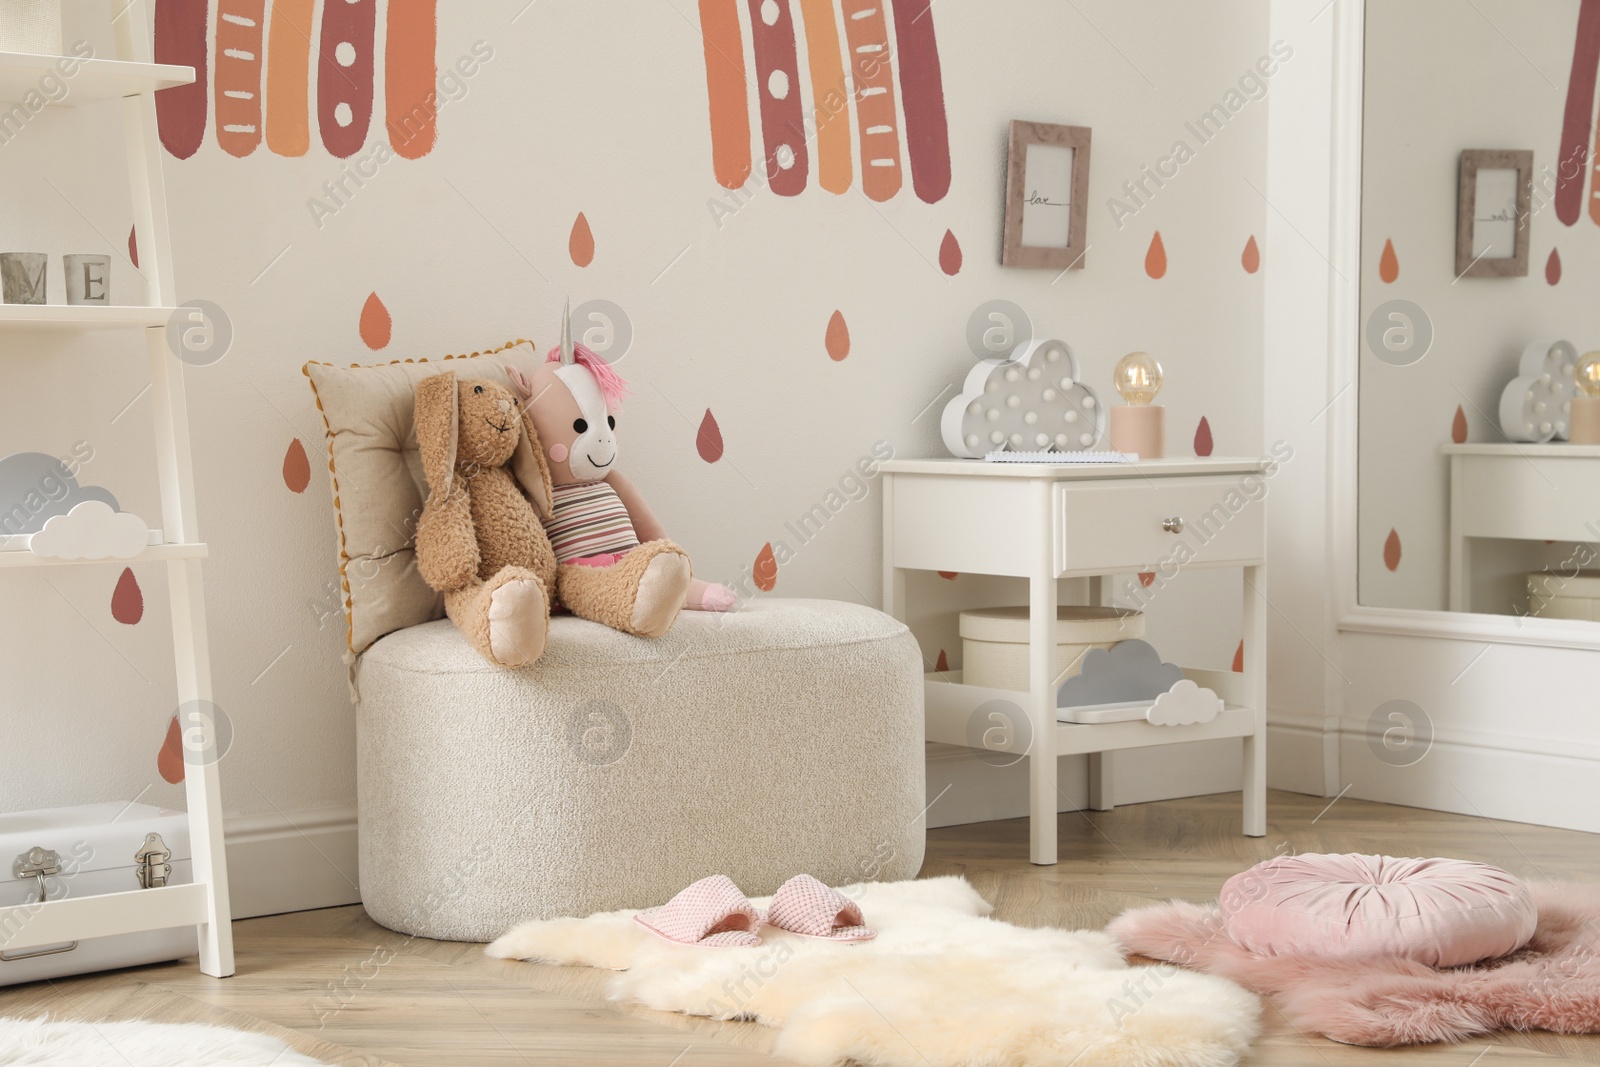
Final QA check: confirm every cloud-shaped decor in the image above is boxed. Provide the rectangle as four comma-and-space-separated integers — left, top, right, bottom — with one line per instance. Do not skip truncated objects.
29, 500, 149, 560
1146, 678, 1223, 726
1498, 340, 1576, 443
941, 338, 1106, 458
0, 452, 119, 537
1058, 639, 1184, 708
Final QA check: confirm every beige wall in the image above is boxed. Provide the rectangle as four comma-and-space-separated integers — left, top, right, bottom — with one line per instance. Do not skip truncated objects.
1, 2, 1272, 846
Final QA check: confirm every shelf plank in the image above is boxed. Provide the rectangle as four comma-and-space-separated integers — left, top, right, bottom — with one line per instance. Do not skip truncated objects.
1056, 707, 1256, 755
925, 670, 1257, 756
0, 52, 193, 106
0, 883, 208, 952
0, 542, 206, 568
0, 305, 178, 332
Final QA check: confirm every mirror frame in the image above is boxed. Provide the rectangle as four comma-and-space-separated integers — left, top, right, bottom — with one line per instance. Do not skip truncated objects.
1328, 0, 1600, 652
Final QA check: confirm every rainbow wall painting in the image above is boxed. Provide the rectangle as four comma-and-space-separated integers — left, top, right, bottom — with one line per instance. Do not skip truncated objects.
155, 0, 438, 160
699, 0, 951, 204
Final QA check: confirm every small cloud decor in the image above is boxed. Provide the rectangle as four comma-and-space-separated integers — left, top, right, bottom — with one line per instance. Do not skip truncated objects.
30, 500, 149, 560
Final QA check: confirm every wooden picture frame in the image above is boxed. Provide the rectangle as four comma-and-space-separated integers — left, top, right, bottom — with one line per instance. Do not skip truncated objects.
1456, 149, 1532, 278
1002, 121, 1091, 270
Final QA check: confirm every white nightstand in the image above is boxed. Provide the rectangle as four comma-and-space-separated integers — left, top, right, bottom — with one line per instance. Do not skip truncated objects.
1445, 443, 1600, 612
881, 457, 1270, 865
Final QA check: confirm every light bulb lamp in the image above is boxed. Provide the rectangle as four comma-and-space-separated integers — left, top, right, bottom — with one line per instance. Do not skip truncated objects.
1109, 351, 1165, 458
1573, 351, 1600, 445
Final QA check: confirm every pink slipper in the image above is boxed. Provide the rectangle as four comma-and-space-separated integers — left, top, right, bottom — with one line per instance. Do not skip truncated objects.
633, 875, 763, 947
764, 874, 876, 942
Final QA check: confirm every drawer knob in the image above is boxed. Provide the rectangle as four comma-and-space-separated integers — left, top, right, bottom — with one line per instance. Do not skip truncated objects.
1161, 517, 1185, 534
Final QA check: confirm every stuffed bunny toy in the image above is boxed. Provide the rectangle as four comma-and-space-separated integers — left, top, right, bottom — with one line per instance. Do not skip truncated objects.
506, 342, 735, 639
413, 371, 558, 668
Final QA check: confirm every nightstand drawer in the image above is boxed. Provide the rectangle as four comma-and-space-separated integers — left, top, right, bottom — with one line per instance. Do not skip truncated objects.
1056, 478, 1265, 574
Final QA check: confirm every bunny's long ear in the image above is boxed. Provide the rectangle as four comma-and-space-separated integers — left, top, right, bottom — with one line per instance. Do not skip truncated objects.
414, 372, 459, 500
511, 406, 555, 520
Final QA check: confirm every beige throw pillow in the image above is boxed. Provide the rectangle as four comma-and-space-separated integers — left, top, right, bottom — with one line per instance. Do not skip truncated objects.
303, 339, 544, 655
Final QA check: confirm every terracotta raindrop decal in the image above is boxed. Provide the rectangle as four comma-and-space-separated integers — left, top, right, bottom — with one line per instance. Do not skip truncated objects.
1383, 528, 1402, 571
753, 542, 778, 591
157, 714, 185, 784
1378, 238, 1399, 283
111, 568, 144, 625
1194, 417, 1214, 457
569, 212, 595, 267
825, 310, 850, 361
1241, 235, 1260, 273
283, 439, 311, 492
696, 409, 724, 463
1145, 231, 1167, 279
128, 226, 139, 268
1138, 572, 1156, 588
937, 571, 958, 580
1451, 405, 1468, 444
1232, 640, 1244, 673
934, 649, 949, 673
359, 292, 391, 350
939, 230, 962, 275
1547, 247, 1562, 285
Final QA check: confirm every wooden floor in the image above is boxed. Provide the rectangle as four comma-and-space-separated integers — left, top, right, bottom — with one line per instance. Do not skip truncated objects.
3, 790, 1597, 1065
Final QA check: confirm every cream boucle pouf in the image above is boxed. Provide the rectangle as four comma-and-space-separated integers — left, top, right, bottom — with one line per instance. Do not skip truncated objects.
356, 598, 926, 941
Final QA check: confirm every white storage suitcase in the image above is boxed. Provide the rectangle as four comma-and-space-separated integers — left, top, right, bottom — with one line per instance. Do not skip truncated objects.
0, 802, 197, 985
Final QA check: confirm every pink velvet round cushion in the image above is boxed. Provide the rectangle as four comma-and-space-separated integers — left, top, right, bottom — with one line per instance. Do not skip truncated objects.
1219, 854, 1537, 968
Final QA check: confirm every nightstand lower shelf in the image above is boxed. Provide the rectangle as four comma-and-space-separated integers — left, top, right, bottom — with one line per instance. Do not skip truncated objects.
926, 670, 1256, 756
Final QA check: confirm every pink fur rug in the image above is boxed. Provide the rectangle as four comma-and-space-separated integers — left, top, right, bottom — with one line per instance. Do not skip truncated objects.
1110, 882, 1600, 1047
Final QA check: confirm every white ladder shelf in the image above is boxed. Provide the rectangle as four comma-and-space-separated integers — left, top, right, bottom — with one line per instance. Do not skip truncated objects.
0, 3, 234, 978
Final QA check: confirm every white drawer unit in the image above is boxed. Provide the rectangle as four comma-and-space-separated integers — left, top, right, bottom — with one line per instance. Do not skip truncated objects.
882, 456, 1271, 866
0, 803, 199, 986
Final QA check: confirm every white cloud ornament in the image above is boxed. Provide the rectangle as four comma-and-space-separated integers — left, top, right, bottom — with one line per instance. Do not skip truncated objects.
1145, 678, 1223, 726
28, 500, 149, 560
941, 338, 1107, 458
1498, 339, 1576, 443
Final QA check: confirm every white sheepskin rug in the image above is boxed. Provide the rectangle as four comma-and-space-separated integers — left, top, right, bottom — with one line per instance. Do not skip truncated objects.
0, 1017, 328, 1066
488, 875, 1260, 1067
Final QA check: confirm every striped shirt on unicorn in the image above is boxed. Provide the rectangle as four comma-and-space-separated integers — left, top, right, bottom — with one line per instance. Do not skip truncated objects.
545, 479, 639, 564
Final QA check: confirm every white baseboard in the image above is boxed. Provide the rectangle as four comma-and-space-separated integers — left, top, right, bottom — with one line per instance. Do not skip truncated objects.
224, 806, 360, 919
1267, 710, 1340, 796
1337, 725, 1600, 835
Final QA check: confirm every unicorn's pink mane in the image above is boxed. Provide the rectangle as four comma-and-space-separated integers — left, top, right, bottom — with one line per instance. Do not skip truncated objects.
547, 342, 630, 413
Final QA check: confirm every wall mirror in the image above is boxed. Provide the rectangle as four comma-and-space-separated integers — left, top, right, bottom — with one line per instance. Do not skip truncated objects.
1360, 0, 1600, 625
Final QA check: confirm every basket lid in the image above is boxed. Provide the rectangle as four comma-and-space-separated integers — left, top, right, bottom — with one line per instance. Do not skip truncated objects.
959, 605, 1144, 644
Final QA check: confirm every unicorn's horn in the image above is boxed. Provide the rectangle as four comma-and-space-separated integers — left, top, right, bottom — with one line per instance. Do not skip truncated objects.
559, 297, 575, 365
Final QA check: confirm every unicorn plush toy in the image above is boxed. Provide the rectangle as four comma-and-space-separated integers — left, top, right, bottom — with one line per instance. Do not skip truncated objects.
505, 305, 735, 646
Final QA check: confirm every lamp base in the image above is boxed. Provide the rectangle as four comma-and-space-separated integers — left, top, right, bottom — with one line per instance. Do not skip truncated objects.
1572, 396, 1600, 445
1109, 405, 1164, 459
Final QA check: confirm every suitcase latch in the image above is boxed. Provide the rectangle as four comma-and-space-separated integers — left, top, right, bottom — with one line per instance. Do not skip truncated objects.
4, 848, 77, 962
134, 833, 171, 889
12, 846, 62, 899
